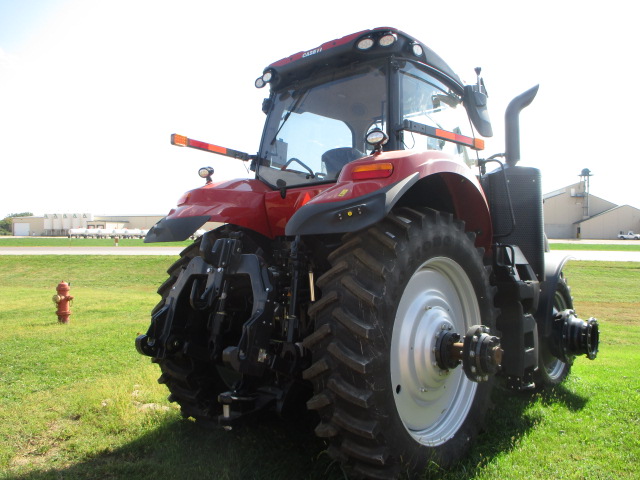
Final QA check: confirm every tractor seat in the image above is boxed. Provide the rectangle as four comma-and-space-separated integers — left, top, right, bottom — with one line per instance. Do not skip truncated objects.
321, 147, 364, 178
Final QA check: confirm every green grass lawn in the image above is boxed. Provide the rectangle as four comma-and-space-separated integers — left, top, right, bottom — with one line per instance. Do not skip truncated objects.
0, 238, 191, 247
0, 256, 638, 479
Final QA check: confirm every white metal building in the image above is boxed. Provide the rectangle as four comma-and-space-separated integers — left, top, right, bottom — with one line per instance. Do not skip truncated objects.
12, 216, 45, 236
11, 214, 164, 237
543, 181, 640, 239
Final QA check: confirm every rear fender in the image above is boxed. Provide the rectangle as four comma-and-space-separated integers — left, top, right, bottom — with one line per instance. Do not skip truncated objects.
145, 179, 274, 242
285, 150, 492, 251
535, 252, 574, 337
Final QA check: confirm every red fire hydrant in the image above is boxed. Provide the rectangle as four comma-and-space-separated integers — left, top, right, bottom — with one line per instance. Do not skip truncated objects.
52, 281, 74, 324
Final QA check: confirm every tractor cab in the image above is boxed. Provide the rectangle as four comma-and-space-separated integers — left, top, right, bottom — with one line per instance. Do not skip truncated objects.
254, 27, 489, 191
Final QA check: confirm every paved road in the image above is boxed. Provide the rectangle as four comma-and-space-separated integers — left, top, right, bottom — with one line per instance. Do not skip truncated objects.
0, 246, 639, 261
546, 250, 640, 262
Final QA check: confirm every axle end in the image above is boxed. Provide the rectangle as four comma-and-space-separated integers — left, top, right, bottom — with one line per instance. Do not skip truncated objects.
555, 310, 599, 361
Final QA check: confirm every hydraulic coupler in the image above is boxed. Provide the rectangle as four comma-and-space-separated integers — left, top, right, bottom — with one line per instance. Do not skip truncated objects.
552, 309, 599, 363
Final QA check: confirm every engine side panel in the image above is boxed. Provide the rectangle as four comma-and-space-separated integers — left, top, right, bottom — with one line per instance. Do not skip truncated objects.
482, 166, 545, 279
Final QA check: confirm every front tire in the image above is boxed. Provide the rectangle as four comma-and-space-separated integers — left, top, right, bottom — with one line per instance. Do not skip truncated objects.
303, 207, 496, 478
534, 275, 573, 388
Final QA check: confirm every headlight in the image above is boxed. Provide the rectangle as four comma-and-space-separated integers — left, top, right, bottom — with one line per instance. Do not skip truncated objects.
379, 33, 397, 47
356, 37, 374, 50
198, 166, 214, 179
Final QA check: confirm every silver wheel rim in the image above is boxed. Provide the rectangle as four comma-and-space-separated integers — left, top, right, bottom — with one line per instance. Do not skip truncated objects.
544, 356, 566, 380
544, 288, 570, 379
390, 256, 480, 446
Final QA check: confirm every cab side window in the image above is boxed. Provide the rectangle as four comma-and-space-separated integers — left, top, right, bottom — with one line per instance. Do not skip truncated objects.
400, 63, 474, 166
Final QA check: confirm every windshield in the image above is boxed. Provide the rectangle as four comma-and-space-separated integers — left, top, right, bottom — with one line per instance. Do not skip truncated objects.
258, 60, 387, 187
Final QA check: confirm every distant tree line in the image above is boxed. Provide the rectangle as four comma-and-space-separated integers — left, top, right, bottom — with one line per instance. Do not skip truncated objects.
0, 213, 34, 235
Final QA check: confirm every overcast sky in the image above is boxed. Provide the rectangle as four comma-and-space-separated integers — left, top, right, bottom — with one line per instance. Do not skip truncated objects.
1, 0, 638, 216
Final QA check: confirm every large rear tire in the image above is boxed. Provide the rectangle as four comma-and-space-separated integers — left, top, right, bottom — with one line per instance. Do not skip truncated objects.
303, 207, 496, 478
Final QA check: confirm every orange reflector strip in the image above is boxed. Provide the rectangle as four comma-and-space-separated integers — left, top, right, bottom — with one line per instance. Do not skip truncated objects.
353, 162, 394, 173
300, 192, 312, 206
170, 133, 252, 161
172, 134, 188, 147
434, 128, 484, 150
403, 121, 484, 151
435, 129, 456, 141
207, 143, 227, 155
473, 138, 485, 150
352, 162, 394, 180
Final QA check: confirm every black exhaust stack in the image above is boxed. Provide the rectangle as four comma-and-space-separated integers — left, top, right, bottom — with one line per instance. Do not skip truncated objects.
505, 84, 539, 167
483, 84, 545, 279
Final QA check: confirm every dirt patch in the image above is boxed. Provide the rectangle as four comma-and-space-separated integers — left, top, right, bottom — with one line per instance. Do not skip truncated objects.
9, 419, 72, 469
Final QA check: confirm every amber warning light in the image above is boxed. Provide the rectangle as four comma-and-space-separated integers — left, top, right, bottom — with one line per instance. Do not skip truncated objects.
170, 134, 252, 161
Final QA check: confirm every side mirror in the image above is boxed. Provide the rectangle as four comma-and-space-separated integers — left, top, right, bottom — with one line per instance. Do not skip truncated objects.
463, 85, 493, 138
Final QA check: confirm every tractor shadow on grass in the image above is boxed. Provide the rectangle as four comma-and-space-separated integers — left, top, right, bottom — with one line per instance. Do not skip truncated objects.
6, 410, 344, 480
6, 385, 588, 480
422, 383, 589, 479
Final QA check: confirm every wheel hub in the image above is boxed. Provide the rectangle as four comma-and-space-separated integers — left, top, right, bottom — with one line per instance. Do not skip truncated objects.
409, 308, 457, 392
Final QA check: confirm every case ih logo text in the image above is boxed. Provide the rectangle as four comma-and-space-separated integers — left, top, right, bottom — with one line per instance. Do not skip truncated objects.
302, 47, 322, 58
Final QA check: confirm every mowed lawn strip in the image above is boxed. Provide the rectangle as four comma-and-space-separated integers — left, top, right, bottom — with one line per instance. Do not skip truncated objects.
0, 238, 190, 247
0, 256, 638, 479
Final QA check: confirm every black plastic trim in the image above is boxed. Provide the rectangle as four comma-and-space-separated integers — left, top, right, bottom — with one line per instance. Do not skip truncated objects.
144, 215, 210, 243
535, 252, 573, 338
285, 173, 418, 235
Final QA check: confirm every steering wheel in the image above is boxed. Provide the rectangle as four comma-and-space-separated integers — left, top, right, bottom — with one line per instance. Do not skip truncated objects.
281, 158, 315, 178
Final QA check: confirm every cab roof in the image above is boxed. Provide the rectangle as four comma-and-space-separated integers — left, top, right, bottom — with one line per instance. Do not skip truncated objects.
262, 27, 464, 94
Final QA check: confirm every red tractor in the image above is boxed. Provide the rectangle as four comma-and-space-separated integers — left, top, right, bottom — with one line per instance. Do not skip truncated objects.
136, 27, 599, 478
